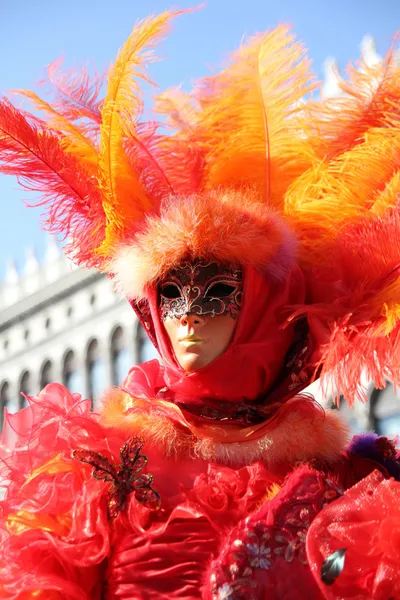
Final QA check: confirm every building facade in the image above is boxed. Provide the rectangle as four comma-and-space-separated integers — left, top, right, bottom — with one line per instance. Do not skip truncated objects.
0, 238, 156, 429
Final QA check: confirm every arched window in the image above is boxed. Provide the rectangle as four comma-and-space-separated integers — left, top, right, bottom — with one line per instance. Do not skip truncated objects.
137, 324, 159, 364
371, 383, 400, 436
86, 339, 105, 408
19, 371, 31, 409
111, 327, 131, 386
40, 360, 53, 389
0, 381, 10, 430
63, 350, 84, 395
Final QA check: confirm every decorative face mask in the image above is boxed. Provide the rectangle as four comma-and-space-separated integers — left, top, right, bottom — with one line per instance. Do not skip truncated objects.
158, 259, 243, 321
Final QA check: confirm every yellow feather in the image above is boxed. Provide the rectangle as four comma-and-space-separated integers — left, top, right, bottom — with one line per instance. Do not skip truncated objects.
285, 125, 400, 268
98, 10, 180, 257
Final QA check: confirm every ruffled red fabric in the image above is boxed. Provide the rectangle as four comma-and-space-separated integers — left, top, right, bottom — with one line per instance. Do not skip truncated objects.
0, 384, 281, 600
0, 384, 114, 599
307, 470, 400, 600
3, 383, 397, 599
104, 455, 280, 598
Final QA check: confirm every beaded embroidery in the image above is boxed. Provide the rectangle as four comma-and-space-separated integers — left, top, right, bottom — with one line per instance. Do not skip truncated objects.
73, 436, 161, 521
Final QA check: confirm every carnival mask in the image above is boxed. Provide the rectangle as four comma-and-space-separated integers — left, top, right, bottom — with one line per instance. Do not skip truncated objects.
158, 260, 243, 372
158, 259, 243, 321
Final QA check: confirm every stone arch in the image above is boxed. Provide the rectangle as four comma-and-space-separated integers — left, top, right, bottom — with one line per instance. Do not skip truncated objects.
110, 325, 131, 385
135, 320, 158, 364
86, 338, 105, 407
0, 381, 10, 429
62, 349, 84, 396
18, 370, 31, 409
40, 359, 53, 389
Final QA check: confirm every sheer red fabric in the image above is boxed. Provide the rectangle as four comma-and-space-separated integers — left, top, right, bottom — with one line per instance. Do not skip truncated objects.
307, 470, 400, 600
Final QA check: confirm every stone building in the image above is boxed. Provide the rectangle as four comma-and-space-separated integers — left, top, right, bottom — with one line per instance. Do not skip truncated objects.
0, 238, 156, 429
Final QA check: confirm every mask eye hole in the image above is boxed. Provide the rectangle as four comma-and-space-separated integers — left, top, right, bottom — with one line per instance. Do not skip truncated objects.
205, 282, 236, 298
159, 283, 181, 299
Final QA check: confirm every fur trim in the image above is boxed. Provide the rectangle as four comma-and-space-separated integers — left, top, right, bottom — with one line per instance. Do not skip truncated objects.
206, 408, 349, 467
110, 188, 296, 299
99, 389, 349, 469
98, 388, 195, 456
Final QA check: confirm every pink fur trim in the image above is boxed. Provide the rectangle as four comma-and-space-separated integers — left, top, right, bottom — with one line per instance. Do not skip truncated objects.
207, 408, 349, 467
110, 189, 296, 299
99, 389, 349, 468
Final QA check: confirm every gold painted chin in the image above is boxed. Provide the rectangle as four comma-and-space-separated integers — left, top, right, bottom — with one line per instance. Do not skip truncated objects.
180, 340, 204, 348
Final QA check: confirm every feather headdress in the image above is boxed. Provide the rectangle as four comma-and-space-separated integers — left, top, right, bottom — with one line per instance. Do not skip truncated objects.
1, 10, 400, 403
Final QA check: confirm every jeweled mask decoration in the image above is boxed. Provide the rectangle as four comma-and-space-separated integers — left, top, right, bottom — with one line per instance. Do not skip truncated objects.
158, 259, 243, 321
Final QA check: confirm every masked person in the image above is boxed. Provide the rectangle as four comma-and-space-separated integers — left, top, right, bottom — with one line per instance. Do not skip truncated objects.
0, 10, 400, 600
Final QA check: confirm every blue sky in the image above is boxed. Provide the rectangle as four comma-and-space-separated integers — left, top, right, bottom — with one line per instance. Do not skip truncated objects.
0, 0, 399, 278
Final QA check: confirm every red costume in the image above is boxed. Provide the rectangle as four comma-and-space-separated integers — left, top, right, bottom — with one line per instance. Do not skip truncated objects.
0, 10, 400, 599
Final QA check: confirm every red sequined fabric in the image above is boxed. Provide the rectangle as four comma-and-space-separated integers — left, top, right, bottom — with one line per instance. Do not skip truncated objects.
307, 470, 400, 600
205, 467, 342, 600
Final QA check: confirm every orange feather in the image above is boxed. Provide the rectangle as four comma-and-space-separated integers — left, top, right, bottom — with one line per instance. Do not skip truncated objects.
305, 44, 400, 160
190, 26, 317, 209
97, 10, 181, 260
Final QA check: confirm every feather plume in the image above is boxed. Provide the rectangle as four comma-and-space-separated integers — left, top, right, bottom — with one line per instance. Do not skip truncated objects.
2, 11, 400, 409
189, 26, 317, 210
318, 319, 400, 404
292, 207, 400, 403
0, 99, 105, 266
305, 45, 400, 160
335, 209, 400, 335
45, 58, 104, 127
97, 10, 181, 259
14, 89, 99, 168
285, 125, 400, 269
153, 86, 205, 193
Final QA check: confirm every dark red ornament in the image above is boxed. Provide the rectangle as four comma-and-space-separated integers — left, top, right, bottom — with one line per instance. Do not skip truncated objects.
73, 436, 161, 521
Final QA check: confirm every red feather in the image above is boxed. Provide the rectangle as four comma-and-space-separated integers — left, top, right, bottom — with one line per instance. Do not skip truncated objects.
123, 120, 174, 202
124, 120, 205, 201
44, 58, 104, 130
0, 99, 105, 266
